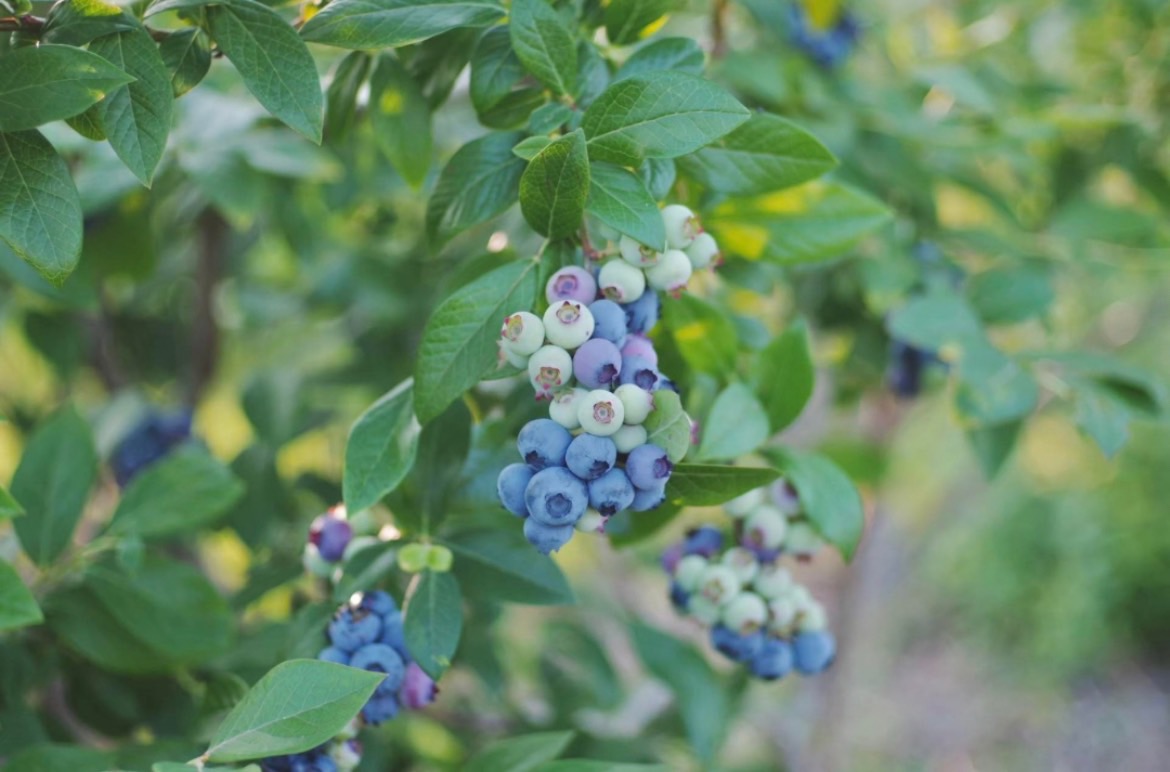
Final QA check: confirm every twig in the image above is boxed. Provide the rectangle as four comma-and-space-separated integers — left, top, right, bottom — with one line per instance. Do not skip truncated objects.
87, 288, 128, 393
710, 0, 730, 59
43, 679, 116, 750
188, 208, 227, 407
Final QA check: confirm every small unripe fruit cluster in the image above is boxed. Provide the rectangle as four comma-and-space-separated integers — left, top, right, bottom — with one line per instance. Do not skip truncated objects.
661, 491, 836, 679
603, 205, 721, 299
723, 479, 827, 560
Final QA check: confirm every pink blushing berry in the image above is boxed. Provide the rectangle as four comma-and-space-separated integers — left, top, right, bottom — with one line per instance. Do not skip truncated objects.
546, 266, 598, 305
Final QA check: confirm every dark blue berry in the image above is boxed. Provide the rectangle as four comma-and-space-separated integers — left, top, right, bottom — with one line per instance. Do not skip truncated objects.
793, 630, 836, 674
497, 463, 535, 516
517, 419, 573, 469
621, 290, 660, 335
523, 517, 574, 554
587, 468, 636, 516
683, 526, 723, 557
625, 444, 672, 490
525, 467, 588, 527
750, 637, 795, 680
588, 299, 629, 343
711, 625, 765, 663
565, 433, 617, 480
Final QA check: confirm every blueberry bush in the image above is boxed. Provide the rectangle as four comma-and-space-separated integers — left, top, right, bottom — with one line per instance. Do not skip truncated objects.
1, 0, 1167, 769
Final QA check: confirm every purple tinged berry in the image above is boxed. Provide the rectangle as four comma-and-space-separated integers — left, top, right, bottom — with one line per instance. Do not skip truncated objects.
612, 424, 648, 454
398, 662, 438, 710
577, 389, 625, 436
523, 517, 575, 554
497, 463, 536, 517
683, 526, 723, 557
517, 418, 573, 469
361, 692, 400, 725
328, 609, 382, 653
660, 543, 684, 574
527, 344, 573, 399
598, 259, 646, 303
543, 300, 595, 349
618, 355, 660, 391
710, 625, 766, 663
621, 291, 660, 336
546, 266, 598, 305
309, 508, 353, 563
620, 333, 658, 365
524, 467, 589, 527
318, 646, 350, 665
359, 590, 397, 617
625, 444, 672, 490
572, 338, 623, 389
586, 468, 636, 516
350, 643, 406, 693
750, 637, 795, 680
770, 479, 801, 516
565, 433, 617, 480
793, 630, 836, 675
588, 299, 628, 343
630, 479, 667, 511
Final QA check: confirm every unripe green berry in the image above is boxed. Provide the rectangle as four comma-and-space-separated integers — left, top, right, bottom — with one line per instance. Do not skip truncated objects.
398, 543, 429, 573
644, 249, 693, 293
612, 423, 648, 453
342, 535, 379, 562
500, 311, 545, 356
798, 599, 828, 632
753, 563, 794, 599
675, 554, 708, 591
724, 488, 765, 518
577, 389, 625, 436
501, 345, 529, 369
549, 387, 588, 429
303, 544, 335, 579
784, 521, 825, 557
528, 344, 573, 398
425, 544, 454, 572
598, 259, 646, 303
543, 300, 595, 349
575, 508, 606, 533
721, 547, 760, 584
744, 505, 788, 550
687, 594, 722, 626
619, 234, 663, 267
684, 232, 720, 269
697, 564, 741, 606
767, 596, 798, 634
661, 204, 699, 249
721, 591, 768, 635
614, 383, 654, 425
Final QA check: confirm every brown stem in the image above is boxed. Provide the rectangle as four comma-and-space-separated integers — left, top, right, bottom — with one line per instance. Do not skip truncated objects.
188, 209, 227, 407
710, 0, 730, 59
87, 289, 127, 393
42, 679, 116, 750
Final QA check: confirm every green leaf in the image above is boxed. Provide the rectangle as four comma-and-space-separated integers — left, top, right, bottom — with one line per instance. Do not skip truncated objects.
677, 113, 836, 197
665, 464, 780, 507
444, 527, 574, 605
536, 764, 667, 772
630, 623, 729, 766
426, 131, 527, 242
954, 339, 1038, 427
11, 406, 97, 566
0, 485, 23, 520
586, 163, 666, 250
331, 541, 399, 603
369, 53, 432, 188
479, 88, 546, 130
966, 421, 1021, 478
520, 129, 589, 239
159, 28, 212, 98
465, 731, 575, 772
616, 37, 705, 81
1073, 386, 1129, 458
707, 181, 890, 265
582, 72, 749, 166
753, 318, 814, 431
108, 446, 245, 538
0, 44, 134, 132
145, 0, 218, 16
470, 25, 525, 113
404, 570, 463, 680
44, 586, 174, 673
0, 560, 42, 632
528, 102, 573, 134
207, 0, 324, 143
513, 135, 553, 160
0, 131, 84, 286
88, 27, 175, 185
1030, 351, 1166, 418
343, 379, 422, 511
643, 389, 691, 464
887, 291, 982, 353
42, 0, 138, 46
966, 264, 1054, 325
604, 0, 676, 46
324, 51, 371, 142
640, 157, 675, 200
696, 383, 769, 460
509, 0, 577, 97
301, 0, 504, 50
772, 449, 864, 560
205, 660, 384, 763
4, 744, 114, 772
664, 293, 737, 376
393, 398, 471, 534
414, 259, 539, 423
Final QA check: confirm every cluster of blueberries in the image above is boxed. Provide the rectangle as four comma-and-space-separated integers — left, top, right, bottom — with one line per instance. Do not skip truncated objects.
495, 206, 718, 553
788, 0, 860, 68
661, 480, 835, 680
259, 737, 361, 772
110, 409, 193, 487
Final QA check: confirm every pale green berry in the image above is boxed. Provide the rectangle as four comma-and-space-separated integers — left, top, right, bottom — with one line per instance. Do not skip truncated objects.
543, 300, 595, 349
398, 543, 429, 573
767, 596, 798, 634
342, 535, 379, 562
644, 249, 693, 293
612, 423, 648, 453
303, 544, 335, 579
500, 311, 545, 356
675, 554, 708, 591
753, 563, 794, 599
721, 547, 760, 584
744, 505, 788, 550
577, 389, 625, 436
788, 584, 812, 608
684, 231, 720, 269
598, 259, 646, 303
575, 508, 607, 533
697, 564, 741, 606
687, 594, 722, 626
501, 345, 529, 369
784, 521, 825, 557
724, 488, 765, 518
336, 719, 360, 741
347, 507, 378, 536
528, 344, 573, 398
331, 740, 362, 771
619, 234, 663, 267
425, 544, 454, 572
798, 599, 828, 632
721, 591, 768, 635
615, 383, 654, 425
661, 204, 699, 249
549, 387, 588, 429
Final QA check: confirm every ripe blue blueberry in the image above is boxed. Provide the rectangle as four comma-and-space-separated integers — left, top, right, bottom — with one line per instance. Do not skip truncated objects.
361, 692, 400, 725
710, 625, 765, 663
525, 467, 589, 526
572, 338, 622, 389
587, 468, 636, 516
328, 609, 381, 653
625, 443, 672, 490
683, 526, 723, 557
358, 590, 397, 617
378, 610, 409, 660
497, 463, 536, 516
350, 643, 407, 693
750, 637, 795, 680
546, 266, 598, 305
630, 479, 667, 511
621, 291, 660, 336
317, 646, 350, 665
517, 419, 573, 469
670, 582, 690, 610
523, 516, 575, 554
111, 409, 193, 487
793, 630, 836, 675
399, 661, 438, 709
619, 355, 661, 391
565, 433, 617, 480
587, 299, 628, 343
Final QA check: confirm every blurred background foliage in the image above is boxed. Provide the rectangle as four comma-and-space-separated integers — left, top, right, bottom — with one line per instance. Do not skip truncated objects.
2, 0, 1169, 769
